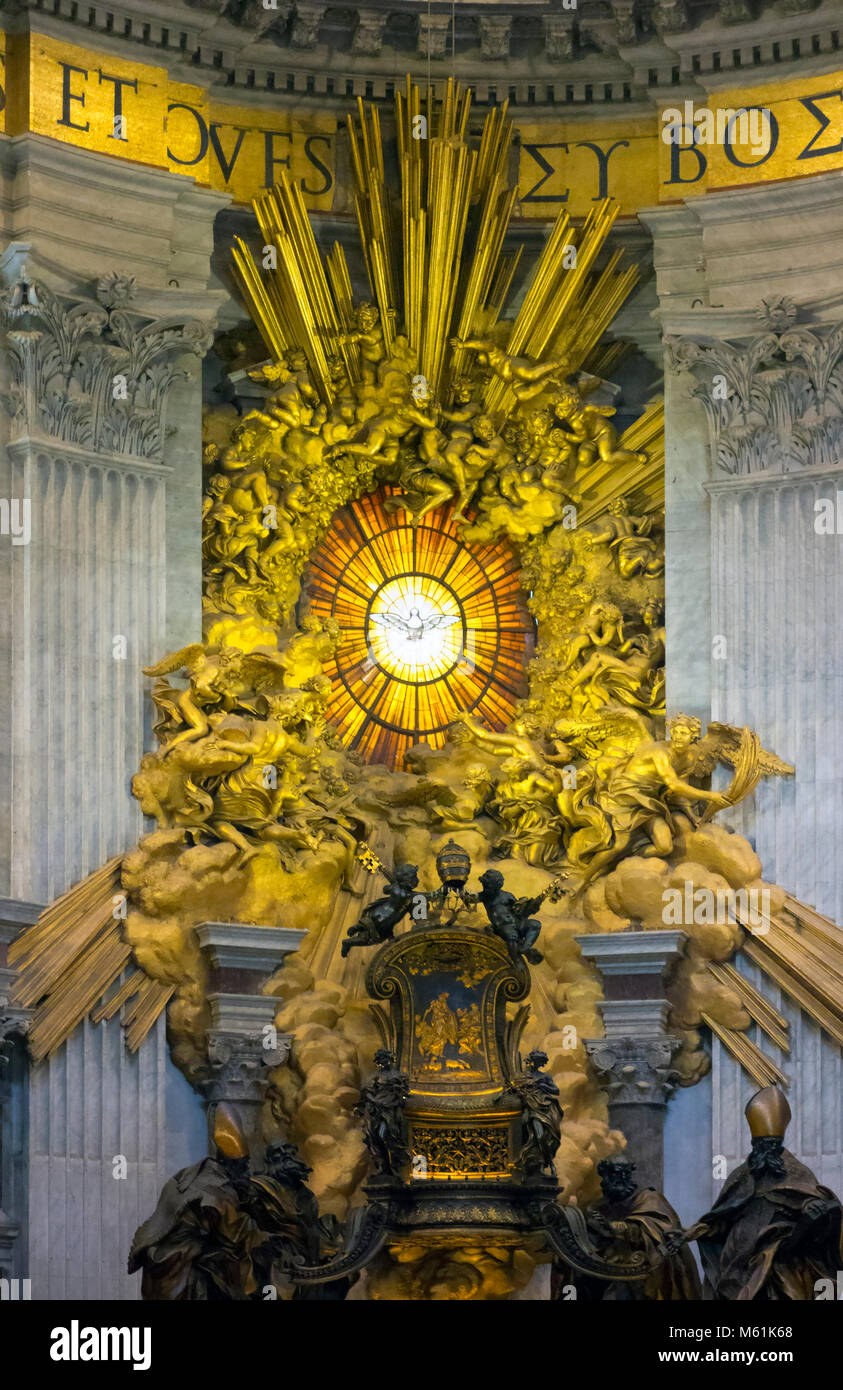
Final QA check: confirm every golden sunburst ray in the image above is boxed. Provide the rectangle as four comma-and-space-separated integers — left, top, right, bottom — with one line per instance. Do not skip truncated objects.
231, 75, 643, 431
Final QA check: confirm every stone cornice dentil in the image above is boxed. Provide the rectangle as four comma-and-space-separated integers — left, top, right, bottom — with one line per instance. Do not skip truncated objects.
5, 0, 843, 111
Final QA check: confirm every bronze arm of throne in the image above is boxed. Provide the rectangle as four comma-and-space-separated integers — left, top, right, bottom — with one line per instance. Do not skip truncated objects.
286, 1196, 649, 1287
287, 842, 649, 1288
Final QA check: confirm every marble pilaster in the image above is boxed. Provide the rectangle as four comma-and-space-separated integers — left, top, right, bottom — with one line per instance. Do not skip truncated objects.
639, 169, 843, 1223
579, 930, 687, 1190
0, 140, 229, 1298
194, 922, 307, 1157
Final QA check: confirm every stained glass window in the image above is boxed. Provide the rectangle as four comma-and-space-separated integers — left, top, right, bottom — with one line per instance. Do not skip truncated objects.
303, 486, 535, 769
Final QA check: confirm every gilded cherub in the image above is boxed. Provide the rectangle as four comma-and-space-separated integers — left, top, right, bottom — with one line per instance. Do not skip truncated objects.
451, 336, 570, 402
671, 715, 794, 813
550, 704, 653, 769
249, 356, 319, 435
563, 600, 625, 669
326, 388, 438, 470
202, 473, 272, 577
519, 410, 578, 493
553, 385, 647, 469
142, 645, 290, 748
570, 601, 665, 716
561, 715, 793, 885
447, 414, 515, 519
132, 750, 217, 831
490, 758, 563, 867
278, 616, 341, 689
451, 710, 547, 767
584, 498, 664, 580
341, 301, 386, 382
206, 702, 319, 858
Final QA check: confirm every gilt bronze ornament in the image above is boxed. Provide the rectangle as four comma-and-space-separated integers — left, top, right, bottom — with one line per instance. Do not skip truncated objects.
286, 890, 649, 1289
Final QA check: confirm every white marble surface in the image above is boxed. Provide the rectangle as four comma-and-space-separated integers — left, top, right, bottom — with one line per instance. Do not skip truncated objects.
642, 169, 843, 1215
0, 142, 227, 1295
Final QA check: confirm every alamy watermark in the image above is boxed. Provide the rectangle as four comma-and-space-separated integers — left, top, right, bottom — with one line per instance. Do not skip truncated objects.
814, 492, 843, 534
0, 498, 30, 545
662, 882, 771, 932
661, 100, 772, 159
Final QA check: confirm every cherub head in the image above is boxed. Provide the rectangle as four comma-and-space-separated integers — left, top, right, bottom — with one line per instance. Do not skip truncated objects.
479, 868, 504, 892
525, 1049, 549, 1073
303, 672, 333, 698
553, 385, 580, 417
464, 763, 491, 789
207, 473, 229, 498
608, 497, 630, 517
452, 379, 474, 405
322, 771, 349, 798
592, 600, 622, 623
501, 419, 522, 446
667, 713, 701, 751
288, 349, 309, 373
642, 600, 663, 627
500, 755, 532, 777
357, 301, 379, 331
526, 409, 552, 440
393, 863, 419, 891
374, 1048, 396, 1071
473, 415, 497, 444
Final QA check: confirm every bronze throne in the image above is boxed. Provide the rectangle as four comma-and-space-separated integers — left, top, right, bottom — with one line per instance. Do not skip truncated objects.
289, 842, 649, 1289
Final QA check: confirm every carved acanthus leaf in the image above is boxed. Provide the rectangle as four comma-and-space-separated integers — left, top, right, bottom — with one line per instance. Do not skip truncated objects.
0, 279, 212, 463
665, 310, 843, 476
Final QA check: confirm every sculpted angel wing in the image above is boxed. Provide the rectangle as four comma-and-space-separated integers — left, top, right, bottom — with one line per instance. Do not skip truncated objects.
237, 650, 289, 691
692, 722, 794, 780
143, 643, 205, 678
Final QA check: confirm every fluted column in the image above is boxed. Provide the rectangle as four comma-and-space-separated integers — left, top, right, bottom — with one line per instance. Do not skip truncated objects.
639, 171, 843, 1221
0, 140, 230, 1298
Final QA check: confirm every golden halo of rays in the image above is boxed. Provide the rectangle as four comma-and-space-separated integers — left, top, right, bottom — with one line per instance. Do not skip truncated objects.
304, 486, 535, 769
233, 76, 640, 422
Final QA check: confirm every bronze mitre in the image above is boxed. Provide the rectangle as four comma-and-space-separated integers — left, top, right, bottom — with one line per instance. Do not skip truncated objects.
213, 1103, 249, 1159
745, 1085, 792, 1140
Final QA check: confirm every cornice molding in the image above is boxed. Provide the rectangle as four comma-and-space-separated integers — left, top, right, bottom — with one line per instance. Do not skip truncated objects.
6, 1, 843, 111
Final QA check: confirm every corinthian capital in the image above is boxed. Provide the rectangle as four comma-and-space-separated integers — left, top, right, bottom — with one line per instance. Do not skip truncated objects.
0, 274, 213, 465
585, 1036, 683, 1106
